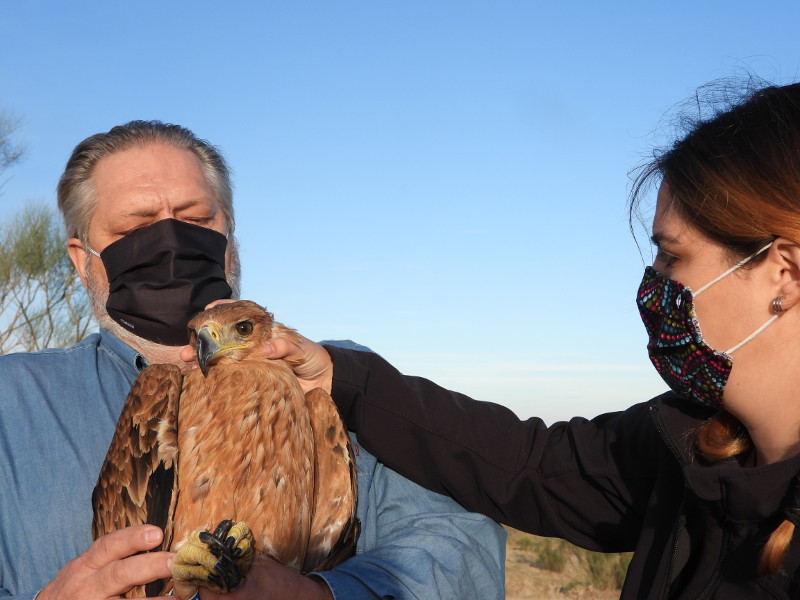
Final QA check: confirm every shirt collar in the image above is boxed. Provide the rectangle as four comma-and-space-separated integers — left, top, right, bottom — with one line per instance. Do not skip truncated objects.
99, 328, 149, 373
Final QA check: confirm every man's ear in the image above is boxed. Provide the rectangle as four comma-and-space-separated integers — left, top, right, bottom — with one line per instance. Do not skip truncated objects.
225, 238, 234, 274
771, 238, 800, 311
224, 235, 239, 296
67, 238, 89, 288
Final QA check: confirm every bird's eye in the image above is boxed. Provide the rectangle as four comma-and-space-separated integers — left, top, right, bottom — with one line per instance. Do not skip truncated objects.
235, 321, 254, 336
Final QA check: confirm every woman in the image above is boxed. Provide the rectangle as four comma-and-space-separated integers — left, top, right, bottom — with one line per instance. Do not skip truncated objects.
271, 81, 800, 598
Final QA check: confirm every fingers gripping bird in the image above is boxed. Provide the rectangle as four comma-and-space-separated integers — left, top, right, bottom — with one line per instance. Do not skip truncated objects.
92, 301, 359, 598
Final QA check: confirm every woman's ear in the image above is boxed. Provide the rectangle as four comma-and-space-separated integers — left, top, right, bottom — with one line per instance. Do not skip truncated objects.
771, 238, 800, 311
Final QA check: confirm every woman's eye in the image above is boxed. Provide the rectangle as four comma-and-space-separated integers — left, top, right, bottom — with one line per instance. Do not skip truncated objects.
235, 321, 253, 336
655, 250, 678, 268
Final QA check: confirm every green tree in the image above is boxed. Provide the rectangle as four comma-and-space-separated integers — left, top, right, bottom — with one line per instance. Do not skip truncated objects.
0, 204, 93, 353
0, 113, 93, 353
0, 111, 25, 192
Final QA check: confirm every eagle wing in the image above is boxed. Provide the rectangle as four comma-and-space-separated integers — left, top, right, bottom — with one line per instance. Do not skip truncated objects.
92, 363, 182, 556
302, 387, 360, 572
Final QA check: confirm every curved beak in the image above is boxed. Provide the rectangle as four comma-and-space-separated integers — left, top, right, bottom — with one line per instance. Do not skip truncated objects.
195, 324, 222, 377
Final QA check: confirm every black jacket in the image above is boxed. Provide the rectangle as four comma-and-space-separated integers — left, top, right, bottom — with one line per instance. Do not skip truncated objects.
326, 346, 800, 599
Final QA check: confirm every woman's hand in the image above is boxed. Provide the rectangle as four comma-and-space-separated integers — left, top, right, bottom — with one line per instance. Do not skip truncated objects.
180, 299, 334, 394
262, 332, 333, 395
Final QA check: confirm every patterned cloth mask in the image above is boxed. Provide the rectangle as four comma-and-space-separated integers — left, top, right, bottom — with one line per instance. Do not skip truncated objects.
637, 243, 776, 408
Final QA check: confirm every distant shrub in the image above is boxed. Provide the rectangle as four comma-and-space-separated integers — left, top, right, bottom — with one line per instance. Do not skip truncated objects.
576, 549, 633, 589
503, 527, 631, 592
538, 539, 567, 573
511, 534, 537, 552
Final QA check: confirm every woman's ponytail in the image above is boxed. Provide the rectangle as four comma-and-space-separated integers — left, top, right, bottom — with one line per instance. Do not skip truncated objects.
758, 477, 800, 576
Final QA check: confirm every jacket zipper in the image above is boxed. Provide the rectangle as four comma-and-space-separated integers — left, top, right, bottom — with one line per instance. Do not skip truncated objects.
650, 405, 731, 600
650, 406, 688, 600
649, 405, 686, 466
663, 509, 687, 599
695, 527, 729, 600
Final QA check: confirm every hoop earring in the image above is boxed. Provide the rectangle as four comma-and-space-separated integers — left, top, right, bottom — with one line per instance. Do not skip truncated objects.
772, 296, 786, 313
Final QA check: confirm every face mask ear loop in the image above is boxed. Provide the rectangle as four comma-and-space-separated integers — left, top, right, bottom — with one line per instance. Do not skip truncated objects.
694, 241, 774, 297
725, 314, 780, 355
85, 244, 102, 259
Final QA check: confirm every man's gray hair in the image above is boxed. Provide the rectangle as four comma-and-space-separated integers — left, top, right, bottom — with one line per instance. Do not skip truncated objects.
57, 120, 234, 242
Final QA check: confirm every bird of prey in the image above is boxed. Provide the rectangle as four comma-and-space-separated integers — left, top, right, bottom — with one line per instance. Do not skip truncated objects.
92, 301, 359, 599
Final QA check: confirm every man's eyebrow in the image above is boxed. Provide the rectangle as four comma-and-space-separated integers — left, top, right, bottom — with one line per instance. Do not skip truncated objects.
124, 199, 216, 218
125, 208, 160, 218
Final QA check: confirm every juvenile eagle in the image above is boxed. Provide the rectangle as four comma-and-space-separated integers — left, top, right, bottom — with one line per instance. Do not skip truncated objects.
92, 301, 359, 599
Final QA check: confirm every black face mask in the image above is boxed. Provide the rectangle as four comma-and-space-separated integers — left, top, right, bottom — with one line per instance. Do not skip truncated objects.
90, 218, 232, 346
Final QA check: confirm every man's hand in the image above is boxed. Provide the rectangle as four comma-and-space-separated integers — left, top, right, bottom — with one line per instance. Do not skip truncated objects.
180, 300, 334, 394
38, 525, 173, 600
199, 557, 333, 600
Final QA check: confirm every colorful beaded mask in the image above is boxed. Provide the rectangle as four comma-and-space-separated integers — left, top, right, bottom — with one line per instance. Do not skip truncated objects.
636, 243, 776, 408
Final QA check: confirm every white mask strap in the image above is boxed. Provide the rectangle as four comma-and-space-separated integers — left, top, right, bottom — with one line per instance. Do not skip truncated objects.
694, 241, 774, 296
725, 314, 780, 355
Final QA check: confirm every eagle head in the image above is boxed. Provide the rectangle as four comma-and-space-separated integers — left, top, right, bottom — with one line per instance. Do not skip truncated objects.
187, 300, 276, 376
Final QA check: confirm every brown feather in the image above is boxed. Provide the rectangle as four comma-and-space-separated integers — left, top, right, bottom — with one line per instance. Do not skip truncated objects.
92, 301, 358, 598
91, 363, 181, 598
303, 387, 360, 572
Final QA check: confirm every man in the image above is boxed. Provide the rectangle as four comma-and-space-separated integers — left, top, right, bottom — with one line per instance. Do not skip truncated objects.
0, 121, 506, 599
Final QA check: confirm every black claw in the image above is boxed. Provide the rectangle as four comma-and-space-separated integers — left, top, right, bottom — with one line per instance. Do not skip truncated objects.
213, 519, 235, 539
207, 571, 225, 590
197, 520, 244, 592
213, 558, 241, 591
198, 531, 224, 559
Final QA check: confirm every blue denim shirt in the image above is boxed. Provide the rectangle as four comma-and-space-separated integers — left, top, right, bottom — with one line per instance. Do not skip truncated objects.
0, 331, 506, 599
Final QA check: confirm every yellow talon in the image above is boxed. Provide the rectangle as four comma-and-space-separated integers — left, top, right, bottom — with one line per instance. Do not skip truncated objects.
170, 520, 256, 598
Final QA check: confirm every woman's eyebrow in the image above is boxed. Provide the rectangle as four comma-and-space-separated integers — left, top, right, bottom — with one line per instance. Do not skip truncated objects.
650, 232, 681, 247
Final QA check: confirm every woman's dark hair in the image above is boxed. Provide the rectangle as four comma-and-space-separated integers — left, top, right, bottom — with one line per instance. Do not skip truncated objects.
630, 79, 800, 575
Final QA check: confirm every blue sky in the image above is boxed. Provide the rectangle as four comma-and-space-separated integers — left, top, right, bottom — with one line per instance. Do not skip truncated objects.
2, 2, 799, 422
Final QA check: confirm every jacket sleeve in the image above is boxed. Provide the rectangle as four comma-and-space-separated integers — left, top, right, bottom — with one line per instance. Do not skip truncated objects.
325, 345, 664, 552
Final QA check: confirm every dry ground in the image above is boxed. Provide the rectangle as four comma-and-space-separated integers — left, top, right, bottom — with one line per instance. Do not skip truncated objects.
504, 528, 624, 600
